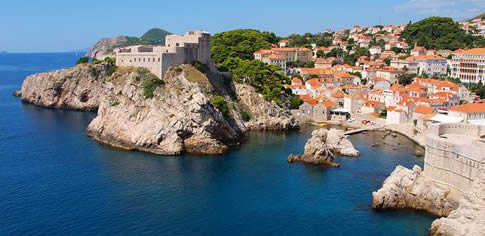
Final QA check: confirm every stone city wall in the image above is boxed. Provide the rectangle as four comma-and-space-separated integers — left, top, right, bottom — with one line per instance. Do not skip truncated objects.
424, 123, 485, 193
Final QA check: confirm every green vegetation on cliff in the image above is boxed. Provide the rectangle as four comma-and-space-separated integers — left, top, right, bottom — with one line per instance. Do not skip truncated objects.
210, 96, 230, 116
211, 29, 297, 106
401, 17, 485, 50
211, 29, 272, 64
136, 67, 165, 98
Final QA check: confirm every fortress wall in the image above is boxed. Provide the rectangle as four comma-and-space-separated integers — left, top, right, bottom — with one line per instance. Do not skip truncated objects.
424, 123, 485, 192
117, 52, 162, 78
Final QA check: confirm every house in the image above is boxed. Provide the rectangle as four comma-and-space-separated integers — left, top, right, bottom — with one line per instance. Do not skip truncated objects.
314, 58, 333, 69
407, 55, 448, 76
279, 39, 289, 47
387, 107, 408, 125
448, 103, 485, 124
412, 105, 436, 120
410, 46, 426, 56
344, 94, 363, 114
370, 46, 382, 55
361, 100, 385, 114
390, 59, 419, 74
372, 77, 391, 90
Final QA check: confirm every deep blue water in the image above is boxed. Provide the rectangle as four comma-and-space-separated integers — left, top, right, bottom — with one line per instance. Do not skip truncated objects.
0, 53, 435, 235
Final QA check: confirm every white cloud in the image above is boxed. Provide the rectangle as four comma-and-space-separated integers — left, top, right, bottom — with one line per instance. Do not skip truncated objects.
397, 0, 485, 19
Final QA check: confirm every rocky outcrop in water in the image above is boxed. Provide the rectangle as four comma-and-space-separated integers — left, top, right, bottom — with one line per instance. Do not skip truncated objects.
85, 36, 127, 60
429, 165, 485, 236
326, 129, 360, 157
19, 63, 109, 111
86, 65, 246, 155
17, 60, 300, 156
235, 83, 299, 131
287, 128, 360, 167
372, 165, 458, 217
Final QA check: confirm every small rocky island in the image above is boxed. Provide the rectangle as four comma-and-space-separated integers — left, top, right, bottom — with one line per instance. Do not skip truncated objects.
288, 128, 360, 167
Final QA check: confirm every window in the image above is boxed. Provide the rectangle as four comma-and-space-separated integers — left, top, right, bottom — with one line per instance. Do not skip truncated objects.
143, 58, 145, 62
158, 58, 160, 62
148, 58, 150, 62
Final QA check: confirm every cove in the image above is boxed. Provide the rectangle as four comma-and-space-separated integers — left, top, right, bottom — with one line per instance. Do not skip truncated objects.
0, 53, 435, 235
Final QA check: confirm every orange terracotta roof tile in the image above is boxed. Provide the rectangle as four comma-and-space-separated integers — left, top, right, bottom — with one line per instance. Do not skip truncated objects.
414, 105, 435, 114
449, 103, 485, 113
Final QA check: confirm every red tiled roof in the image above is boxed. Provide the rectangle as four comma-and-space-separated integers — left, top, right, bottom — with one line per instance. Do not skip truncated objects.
414, 105, 435, 114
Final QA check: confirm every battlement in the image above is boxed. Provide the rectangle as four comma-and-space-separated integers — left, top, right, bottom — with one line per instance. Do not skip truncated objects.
424, 123, 485, 193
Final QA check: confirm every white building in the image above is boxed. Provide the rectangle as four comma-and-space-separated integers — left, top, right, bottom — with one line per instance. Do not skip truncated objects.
450, 48, 485, 84
408, 55, 448, 76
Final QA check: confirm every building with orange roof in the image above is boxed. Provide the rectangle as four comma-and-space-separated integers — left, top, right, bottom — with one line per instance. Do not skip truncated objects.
372, 77, 391, 90
448, 103, 485, 123
410, 46, 426, 56
314, 58, 333, 69
407, 55, 448, 76
451, 48, 485, 84
390, 59, 419, 74
375, 67, 404, 84
279, 39, 289, 47
412, 105, 436, 120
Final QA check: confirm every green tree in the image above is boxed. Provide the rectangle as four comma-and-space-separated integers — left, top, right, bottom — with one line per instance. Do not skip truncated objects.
384, 58, 391, 66
289, 96, 303, 109
211, 29, 272, 64
316, 50, 325, 58
401, 17, 485, 50
398, 73, 416, 85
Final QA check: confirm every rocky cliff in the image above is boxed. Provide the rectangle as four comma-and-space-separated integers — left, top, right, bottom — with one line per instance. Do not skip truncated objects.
429, 165, 485, 236
372, 165, 458, 217
288, 128, 360, 167
235, 83, 299, 131
19, 63, 109, 111
17, 61, 300, 155
85, 36, 127, 59
86, 65, 247, 155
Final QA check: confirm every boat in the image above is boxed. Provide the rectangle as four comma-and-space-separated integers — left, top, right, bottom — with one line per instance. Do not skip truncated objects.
315, 122, 328, 127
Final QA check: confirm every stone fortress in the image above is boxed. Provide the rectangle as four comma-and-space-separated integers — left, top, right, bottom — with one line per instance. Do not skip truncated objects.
372, 122, 485, 235
115, 30, 212, 78
425, 123, 485, 194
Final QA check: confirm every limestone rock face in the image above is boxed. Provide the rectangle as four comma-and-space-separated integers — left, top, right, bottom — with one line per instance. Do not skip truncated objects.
86, 66, 245, 155
20, 64, 108, 111
326, 129, 360, 157
288, 128, 339, 167
235, 83, 299, 131
85, 36, 127, 60
372, 165, 457, 217
429, 165, 485, 236
288, 128, 359, 167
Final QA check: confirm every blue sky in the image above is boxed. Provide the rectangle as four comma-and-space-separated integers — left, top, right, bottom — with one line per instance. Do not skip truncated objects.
1, 0, 484, 52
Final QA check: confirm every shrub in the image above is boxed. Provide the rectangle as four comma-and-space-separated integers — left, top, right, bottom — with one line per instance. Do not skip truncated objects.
143, 74, 165, 98
88, 66, 99, 77
210, 96, 230, 116
76, 57, 89, 65
240, 110, 251, 122
289, 95, 303, 109
106, 65, 117, 77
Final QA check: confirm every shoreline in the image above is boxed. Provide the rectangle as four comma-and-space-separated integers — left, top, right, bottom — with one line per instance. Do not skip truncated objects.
319, 120, 426, 148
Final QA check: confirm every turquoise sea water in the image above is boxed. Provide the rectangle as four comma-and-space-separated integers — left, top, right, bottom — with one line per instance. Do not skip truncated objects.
0, 53, 435, 235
